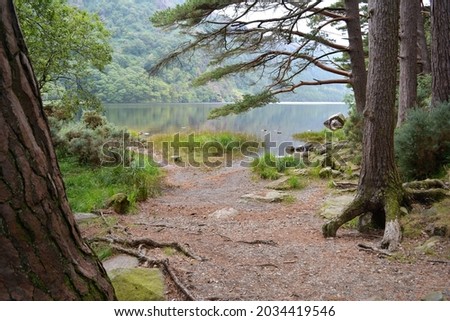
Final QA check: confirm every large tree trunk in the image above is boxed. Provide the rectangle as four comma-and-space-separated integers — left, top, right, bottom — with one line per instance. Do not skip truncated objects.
417, 3, 431, 74
0, 0, 116, 300
344, 0, 367, 115
323, 0, 404, 251
430, 0, 450, 105
397, 0, 419, 126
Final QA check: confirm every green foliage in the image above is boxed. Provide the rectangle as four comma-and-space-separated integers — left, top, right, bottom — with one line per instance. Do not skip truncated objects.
292, 129, 345, 144
395, 102, 450, 181
342, 94, 363, 147
287, 176, 306, 190
251, 153, 304, 180
59, 156, 160, 212
209, 91, 278, 119
15, 0, 112, 111
54, 112, 125, 166
417, 73, 432, 109
251, 153, 280, 180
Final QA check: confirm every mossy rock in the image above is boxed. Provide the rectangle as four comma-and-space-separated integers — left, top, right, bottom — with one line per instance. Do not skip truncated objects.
107, 193, 130, 214
111, 268, 165, 301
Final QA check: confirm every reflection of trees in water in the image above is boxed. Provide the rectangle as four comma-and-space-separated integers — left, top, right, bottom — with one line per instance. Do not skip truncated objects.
105, 103, 348, 140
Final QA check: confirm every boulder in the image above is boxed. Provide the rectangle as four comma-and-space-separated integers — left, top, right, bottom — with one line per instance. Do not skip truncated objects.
324, 113, 346, 131
107, 193, 130, 214
110, 268, 165, 301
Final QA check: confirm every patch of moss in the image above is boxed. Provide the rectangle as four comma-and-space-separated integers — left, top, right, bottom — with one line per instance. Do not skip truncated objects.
111, 268, 165, 301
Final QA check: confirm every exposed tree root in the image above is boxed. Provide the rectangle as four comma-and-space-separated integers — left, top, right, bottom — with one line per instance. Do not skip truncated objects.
110, 244, 197, 301
89, 235, 204, 261
323, 178, 449, 252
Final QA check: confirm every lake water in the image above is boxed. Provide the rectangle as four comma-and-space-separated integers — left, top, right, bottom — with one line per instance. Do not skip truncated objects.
104, 102, 348, 146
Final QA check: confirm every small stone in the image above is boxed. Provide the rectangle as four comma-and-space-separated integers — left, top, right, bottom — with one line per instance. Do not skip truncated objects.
73, 212, 98, 221
106, 193, 130, 214
210, 208, 238, 219
400, 207, 409, 216
421, 291, 444, 301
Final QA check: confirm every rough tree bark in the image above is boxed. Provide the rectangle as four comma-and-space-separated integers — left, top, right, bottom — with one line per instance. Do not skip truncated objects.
397, 0, 419, 127
0, 0, 116, 300
344, 0, 367, 115
323, 0, 404, 251
417, 3, 431, 74
430, 0, 450, 105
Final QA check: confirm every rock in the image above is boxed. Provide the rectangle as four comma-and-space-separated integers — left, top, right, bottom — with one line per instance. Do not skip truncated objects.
285, 146, 295, 154
320, 194, 354, 220
292, 168, 310, 176
241, 190, 288, 203
171, 155, 182, 163
331, 170, 342, 178
324, 113, 346, 131
210, 207, 238, 219
421, 291, 444, 301
73, 212, 98, 221
425, 224, 448, 237
415, 236, 442, 253
319, 167, 333, 178
110, 268, 165, 301
400, 207, 409, 216
107, 193, 130, 214
266, 176, 294, 190
103, 255, 140, 274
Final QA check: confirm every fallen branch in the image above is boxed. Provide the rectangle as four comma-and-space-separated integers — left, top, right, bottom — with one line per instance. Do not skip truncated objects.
426, 259, 450, 265
111, 244, 197, 301
357, 243, 392, 257
237, 239, 278, 246
88, 235, 203, 261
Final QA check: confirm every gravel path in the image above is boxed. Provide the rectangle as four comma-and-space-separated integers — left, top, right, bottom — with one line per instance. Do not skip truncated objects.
116, 163, 449, 300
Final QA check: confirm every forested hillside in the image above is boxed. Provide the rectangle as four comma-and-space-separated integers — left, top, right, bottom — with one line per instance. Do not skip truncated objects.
70, 0, 348, 103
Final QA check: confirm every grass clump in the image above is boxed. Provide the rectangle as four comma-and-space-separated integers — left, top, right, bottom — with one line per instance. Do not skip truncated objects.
252, 153, 305, 179
60, 156, 161, 213
293, 129, 346, 144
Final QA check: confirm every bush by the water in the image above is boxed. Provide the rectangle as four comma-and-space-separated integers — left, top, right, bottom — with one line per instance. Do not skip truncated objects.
52, 111, 129, 166
395, 102, 450, 181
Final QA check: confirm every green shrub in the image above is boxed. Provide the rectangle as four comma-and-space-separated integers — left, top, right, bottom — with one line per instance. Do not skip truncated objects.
55, 111, 129, 166
395, 102, 450, 181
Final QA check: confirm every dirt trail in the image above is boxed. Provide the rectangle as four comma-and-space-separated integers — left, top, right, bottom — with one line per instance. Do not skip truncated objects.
121, 163, 449, 300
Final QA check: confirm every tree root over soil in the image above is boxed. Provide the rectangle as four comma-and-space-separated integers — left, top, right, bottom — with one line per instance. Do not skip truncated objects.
322, 179, 449, 252
87, 236, 203, 301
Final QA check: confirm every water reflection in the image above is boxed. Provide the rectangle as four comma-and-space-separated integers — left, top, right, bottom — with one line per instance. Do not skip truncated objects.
104, 102, 348, 145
